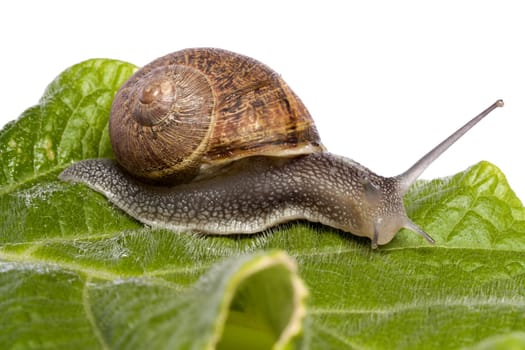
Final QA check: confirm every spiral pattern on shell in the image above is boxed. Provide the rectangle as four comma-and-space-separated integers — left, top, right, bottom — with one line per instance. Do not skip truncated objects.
109, 48, 325, 184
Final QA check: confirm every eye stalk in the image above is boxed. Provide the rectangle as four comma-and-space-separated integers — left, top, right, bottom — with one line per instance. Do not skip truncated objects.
397, 99, 504, 194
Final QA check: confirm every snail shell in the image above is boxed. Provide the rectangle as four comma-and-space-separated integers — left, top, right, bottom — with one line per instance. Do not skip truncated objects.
110, 48, 325, 183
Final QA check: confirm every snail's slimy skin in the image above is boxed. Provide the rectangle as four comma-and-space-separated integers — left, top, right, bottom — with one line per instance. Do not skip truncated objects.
59, 153, 410, 246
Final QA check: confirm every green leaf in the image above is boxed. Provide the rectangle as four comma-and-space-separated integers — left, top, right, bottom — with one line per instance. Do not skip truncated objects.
0, 246, 306, 349
0, 59, 141, 244
1, 59, 524, 349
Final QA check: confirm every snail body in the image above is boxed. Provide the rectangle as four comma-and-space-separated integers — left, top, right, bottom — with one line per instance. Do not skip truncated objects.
59, 48, 504, 248
59, 154, 407, 246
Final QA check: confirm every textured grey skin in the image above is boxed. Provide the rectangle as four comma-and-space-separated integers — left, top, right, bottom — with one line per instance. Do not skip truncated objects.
59, 153, 411, 246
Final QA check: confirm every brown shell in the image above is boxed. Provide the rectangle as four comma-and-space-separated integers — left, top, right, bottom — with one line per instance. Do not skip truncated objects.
109, 48, 325, 184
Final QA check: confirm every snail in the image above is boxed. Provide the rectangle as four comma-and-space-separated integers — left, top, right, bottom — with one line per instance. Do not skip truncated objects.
58, 48, 504, 248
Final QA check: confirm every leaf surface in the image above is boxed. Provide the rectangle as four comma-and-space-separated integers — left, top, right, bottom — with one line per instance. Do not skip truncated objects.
1, 59, 524, 349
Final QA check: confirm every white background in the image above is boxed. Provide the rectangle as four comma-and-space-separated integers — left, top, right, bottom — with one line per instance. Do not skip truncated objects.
1, 1, 524, 198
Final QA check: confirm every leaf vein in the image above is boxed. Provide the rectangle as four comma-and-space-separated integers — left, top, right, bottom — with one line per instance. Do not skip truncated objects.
83, 276, 110, 350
